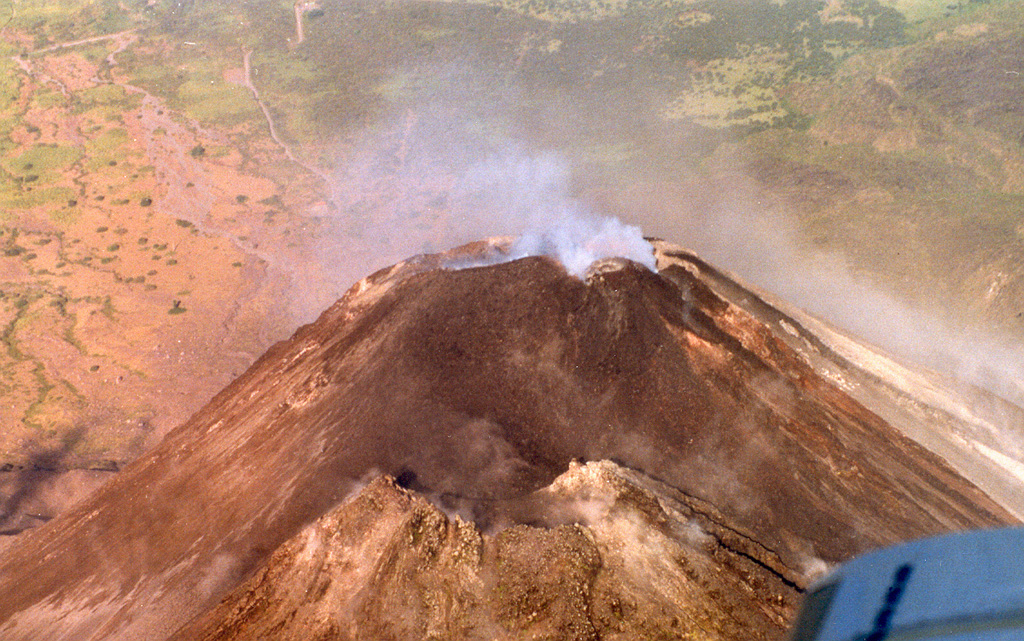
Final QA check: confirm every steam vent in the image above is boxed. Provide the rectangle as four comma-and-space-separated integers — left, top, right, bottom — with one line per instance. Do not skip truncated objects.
0, 240, 1017, 640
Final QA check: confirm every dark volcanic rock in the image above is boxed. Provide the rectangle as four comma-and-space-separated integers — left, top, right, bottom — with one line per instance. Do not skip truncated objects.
0, 242, 1015, 639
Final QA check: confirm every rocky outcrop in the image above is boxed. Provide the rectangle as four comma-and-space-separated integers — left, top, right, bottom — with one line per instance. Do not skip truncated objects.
170, 461, 798, 641
0, 241, 1015, 640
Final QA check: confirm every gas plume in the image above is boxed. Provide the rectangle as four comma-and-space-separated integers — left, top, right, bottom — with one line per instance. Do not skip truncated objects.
442, 151, 655, 276
507, 214, 655, 277
320, 127, 654, 300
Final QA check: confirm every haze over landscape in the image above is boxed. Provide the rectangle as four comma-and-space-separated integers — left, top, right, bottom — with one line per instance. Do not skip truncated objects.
1, 0, 1023, 638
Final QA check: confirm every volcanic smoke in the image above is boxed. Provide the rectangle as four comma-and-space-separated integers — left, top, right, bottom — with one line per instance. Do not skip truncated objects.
440, 150, 656, 276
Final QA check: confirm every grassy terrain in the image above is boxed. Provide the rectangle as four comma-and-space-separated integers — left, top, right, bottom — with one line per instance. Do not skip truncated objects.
5, 0, 144, 48
730, 2, 1024, 323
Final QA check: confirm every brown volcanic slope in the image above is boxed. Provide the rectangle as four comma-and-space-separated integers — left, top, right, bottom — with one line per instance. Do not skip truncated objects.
0, 242, 1015, 640
170, 461, 801, 641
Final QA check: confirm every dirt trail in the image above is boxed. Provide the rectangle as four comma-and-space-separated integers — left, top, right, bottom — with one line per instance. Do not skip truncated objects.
11, 54, 70, 98
242, 48, 329, 183
34, 30, 135, 54
11, 31, 136, 97
294, 3, 305, 45
89, 40, 308, 279
14, 30, 292, 273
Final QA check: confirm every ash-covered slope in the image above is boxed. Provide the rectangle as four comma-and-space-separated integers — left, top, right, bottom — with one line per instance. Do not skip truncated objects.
0, 241, 1014, 640
169, 460, 798, 641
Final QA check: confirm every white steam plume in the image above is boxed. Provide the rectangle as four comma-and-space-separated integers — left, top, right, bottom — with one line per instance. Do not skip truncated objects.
508, 214, 656, 277
320, 128, 654, 291
445, 150, 654, 276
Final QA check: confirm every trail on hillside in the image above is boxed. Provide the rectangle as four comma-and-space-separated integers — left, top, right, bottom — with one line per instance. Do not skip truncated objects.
242, 48, 329, 183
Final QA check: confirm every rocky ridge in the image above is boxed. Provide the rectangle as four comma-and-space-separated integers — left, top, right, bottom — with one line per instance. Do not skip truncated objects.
653, 241, 1024, 521
170, 460, 799, 641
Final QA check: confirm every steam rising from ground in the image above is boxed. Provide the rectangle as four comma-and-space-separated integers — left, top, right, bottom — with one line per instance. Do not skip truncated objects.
445, 152, 655, 276
507, 214, 655, 277
322, 136, 653, 289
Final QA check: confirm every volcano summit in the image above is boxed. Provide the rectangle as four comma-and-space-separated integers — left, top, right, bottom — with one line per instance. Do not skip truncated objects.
0, 239, 1017, 640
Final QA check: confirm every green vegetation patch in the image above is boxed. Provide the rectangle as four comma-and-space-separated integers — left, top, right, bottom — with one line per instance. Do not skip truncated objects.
251, 45, 379, 146
657, 0, 912, 130
122, 35, 259, 129
73, 42, 116, 66
664, 0, 907, 65
0, 116, 21, 151
151, 1, 256, 48
174, 76, 259, 127
11, 0, 143, 50
28, 87, 67, 110
433, 0, 644, 23
0, 60, 22, 113
663, 52, 790, 128
75, 83, 140, 112
120, 47, 188, 98
0, 187, 79, 216
2, 144, 84, 180
894, 0, 1002, 24
83, 127, 132, 170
